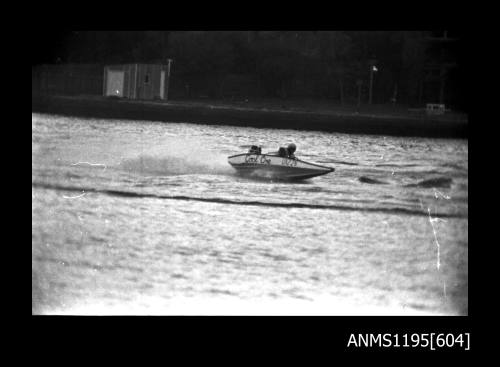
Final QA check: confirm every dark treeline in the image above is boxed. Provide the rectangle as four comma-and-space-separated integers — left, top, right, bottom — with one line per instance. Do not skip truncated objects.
33, 31, 467, 111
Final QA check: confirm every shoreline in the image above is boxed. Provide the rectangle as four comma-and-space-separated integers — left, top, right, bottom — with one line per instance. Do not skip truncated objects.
32, 94, 468, 139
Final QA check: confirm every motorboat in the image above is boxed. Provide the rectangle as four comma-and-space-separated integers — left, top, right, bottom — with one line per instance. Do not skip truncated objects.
228, 145, 334, 180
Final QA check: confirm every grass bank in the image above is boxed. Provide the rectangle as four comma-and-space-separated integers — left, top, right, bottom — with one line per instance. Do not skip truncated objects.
32, 94, 467, 139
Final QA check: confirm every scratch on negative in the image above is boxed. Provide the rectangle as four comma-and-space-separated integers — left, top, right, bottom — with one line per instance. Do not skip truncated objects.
427, 207, 441, 270
434, 188, 451, 200
421, 199, 448, 298
419, 198, 443, 271
63, 192, 86, 199
71, 162, 107, 171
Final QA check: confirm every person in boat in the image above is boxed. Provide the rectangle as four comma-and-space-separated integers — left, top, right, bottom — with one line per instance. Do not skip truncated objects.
248, 145, 262, 154
278, 143, 296, 159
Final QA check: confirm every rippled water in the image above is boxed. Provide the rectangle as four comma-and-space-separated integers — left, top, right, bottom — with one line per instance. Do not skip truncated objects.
32, 113, 468, 315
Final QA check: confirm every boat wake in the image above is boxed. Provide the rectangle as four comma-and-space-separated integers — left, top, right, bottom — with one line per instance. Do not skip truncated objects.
358, 175, 453, 188
119, 154, 231, 176
118, 138, 232, 176
404, 177, 453, 188
32, 181, 466, 219
358, 176, 389, 185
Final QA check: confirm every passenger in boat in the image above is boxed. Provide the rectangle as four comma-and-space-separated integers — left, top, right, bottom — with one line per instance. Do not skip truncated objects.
248, 145, 262, 154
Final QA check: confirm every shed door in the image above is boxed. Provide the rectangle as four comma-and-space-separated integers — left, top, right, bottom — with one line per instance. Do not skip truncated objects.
106, 70, 125, 97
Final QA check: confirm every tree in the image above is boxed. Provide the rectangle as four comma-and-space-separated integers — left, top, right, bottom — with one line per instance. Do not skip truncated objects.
318, 31, 353, 103
401, 31, 427, 105
251, 35, 304, 98
169, 31, 236, 97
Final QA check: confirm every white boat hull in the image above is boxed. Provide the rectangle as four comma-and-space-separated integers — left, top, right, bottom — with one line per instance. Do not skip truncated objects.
228, 153, 334, 180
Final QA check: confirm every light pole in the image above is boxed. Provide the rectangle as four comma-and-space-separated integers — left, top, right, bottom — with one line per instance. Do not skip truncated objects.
165, 58, 173, 102
368, 59, 378, 105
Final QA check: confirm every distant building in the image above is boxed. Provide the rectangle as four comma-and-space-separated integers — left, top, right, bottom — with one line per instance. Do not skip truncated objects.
103, 64, 167, 100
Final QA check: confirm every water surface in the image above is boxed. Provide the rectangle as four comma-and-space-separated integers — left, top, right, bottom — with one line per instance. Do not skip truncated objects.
32, 113, 468, 315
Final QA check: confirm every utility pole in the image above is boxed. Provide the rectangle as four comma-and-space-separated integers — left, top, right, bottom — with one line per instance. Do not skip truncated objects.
439, 65, 446, 104
368, 59, 377, 105
165, 58, 173, 102
391, 84, 398, 106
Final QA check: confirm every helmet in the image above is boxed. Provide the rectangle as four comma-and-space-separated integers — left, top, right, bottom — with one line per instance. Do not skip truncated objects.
287, 143, 296, 153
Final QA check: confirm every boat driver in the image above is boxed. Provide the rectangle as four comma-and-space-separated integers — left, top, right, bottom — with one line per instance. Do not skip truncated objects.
287, 143, 296, 158
278, 143, 296, 159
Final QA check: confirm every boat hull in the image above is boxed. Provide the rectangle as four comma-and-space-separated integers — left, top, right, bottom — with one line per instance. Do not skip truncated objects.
228, 153, 334, 180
